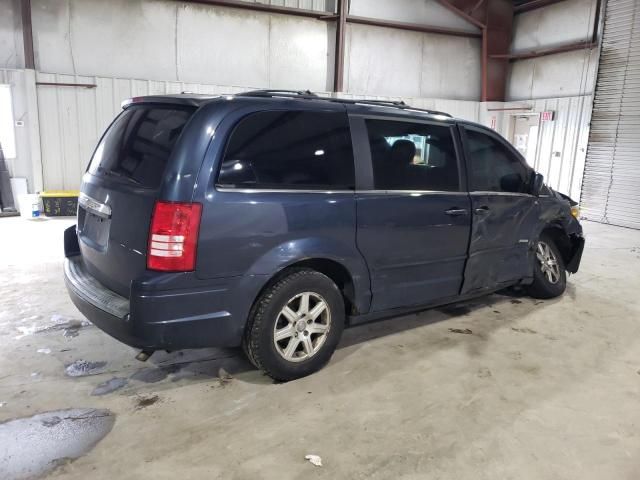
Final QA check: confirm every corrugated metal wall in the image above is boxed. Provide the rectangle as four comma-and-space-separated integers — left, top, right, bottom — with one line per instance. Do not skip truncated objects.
35, 72, 482, 190
581, 0, 640, 229
520, 96, 592, 201
481, 95, 593, 201
238, 0, 333, 11
33, 73, 591, 196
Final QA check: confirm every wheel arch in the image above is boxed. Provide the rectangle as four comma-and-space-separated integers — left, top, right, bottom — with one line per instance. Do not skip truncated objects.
539, 222, 572, 265
251, 257, 360, 318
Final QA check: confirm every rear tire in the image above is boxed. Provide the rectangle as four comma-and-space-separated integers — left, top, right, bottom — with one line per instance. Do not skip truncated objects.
527, 233, 567, 299
243, 269, 345, 381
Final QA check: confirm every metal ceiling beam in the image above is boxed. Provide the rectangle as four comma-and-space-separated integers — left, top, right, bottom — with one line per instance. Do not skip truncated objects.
490, 40, 598, 61
346, 15, 481, 38
435, 0, 486, 28
514, 0, 567, 14
20, 0, 35, 69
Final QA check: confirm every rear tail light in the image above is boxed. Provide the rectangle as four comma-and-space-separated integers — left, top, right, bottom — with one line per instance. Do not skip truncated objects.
147, 201, 202, 272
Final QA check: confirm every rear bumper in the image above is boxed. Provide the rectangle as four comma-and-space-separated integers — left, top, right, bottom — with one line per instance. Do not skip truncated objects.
64, 255, 253, 350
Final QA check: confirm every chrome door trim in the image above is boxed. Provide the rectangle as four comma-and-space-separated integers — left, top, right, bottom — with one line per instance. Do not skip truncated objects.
214, 187, 470, 196
215, 187, 354, 194
470, 191, 535, 198
356, 190, 469, 195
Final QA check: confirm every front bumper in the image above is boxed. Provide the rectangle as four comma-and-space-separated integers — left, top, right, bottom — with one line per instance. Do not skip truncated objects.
64, 255, 247, 350
566, 234, 585, 274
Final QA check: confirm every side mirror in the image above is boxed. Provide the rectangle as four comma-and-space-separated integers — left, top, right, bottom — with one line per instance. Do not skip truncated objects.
531, 173, 544, 196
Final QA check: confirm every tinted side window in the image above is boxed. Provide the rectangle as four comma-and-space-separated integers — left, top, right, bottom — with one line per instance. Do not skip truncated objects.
88, 105, 194, 189
218, 111, 354, 189
465, 128, 531, 193
364, 119, 459, 191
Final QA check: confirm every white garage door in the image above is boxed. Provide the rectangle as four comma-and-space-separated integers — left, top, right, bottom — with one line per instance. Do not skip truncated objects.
581, 0, 640, 229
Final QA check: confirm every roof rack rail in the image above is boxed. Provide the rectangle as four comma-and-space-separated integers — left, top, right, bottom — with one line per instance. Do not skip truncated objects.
235, 90, 452, 117
333, 98, 452, 117
237, 89, 318, 97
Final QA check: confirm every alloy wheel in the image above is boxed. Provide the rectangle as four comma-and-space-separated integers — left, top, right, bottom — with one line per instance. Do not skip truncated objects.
536, 240, 561, 284
273, 292, 331, 363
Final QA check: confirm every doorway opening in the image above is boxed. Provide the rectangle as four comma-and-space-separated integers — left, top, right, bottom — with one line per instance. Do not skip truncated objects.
0, 85, 17, 159
510, 114, 539, 168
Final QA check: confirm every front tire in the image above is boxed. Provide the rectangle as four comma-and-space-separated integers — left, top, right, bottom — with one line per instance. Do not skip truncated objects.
527, 233, 567, 299
243, 269, 345, 381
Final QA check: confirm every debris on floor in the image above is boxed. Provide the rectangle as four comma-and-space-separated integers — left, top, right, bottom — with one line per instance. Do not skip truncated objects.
135, 394, 160, 410
91, 377, 128, 396
449, 328, 473, 335
36, 348, 51, 354
511, 327, 537, 334
305, 454, 323, 467
218, 367, 233, 387
0, 408, 115, 480
64, 360, 107, 377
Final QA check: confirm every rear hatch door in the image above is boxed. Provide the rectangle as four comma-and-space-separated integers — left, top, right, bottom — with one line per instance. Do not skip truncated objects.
78, 103, 196, 297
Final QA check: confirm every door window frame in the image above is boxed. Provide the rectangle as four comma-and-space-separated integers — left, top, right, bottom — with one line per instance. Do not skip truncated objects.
458, 123, 535, 196
348, 113, 467, 193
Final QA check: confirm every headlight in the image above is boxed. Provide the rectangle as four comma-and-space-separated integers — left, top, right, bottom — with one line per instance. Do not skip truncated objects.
570, 205, 580, 219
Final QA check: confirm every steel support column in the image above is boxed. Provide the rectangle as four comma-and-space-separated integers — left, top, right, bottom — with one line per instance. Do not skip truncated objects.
482, 0, 513, 101
20, 0, 35, 69
333, 0, 347, 92
437, 0, 512, 101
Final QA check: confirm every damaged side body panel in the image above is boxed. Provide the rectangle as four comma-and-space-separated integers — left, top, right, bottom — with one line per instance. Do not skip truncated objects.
461, 193, 540, 294
535, 190, 584, 274
463, 187, 584, 296
457, 121, 584, 296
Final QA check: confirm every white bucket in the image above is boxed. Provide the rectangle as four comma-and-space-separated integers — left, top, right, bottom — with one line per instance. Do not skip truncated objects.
18, 193, 41, 219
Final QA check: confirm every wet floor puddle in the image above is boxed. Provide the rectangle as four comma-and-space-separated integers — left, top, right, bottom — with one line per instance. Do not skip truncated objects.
65, 360, 107, 377
0, 408, 115, 479
15, 316, 91, 340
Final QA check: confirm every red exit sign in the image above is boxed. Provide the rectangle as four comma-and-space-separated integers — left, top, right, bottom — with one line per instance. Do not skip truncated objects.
541, 111, 555, 121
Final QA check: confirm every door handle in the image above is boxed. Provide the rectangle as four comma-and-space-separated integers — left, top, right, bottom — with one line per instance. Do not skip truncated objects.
474, 206, 490, 215
445, 208, 468, 216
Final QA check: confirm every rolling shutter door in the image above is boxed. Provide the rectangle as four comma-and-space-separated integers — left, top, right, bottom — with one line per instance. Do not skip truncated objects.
582, 0, 640, 229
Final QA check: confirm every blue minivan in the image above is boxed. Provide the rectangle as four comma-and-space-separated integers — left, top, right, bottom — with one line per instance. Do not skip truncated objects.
64, 90, 584, 380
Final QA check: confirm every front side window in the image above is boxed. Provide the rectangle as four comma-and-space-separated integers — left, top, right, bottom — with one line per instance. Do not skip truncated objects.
465, 128, 531, 193
217, 111, 354, 190
364, 119, 459, 191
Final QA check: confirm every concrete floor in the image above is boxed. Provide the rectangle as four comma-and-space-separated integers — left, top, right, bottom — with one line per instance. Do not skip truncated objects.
0, 216, 639, 479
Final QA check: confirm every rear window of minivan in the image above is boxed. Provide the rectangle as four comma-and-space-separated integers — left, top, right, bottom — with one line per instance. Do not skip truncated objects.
88, 105, 195, 189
